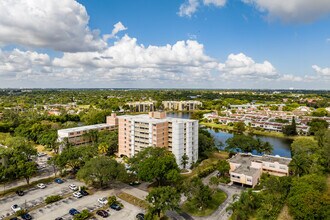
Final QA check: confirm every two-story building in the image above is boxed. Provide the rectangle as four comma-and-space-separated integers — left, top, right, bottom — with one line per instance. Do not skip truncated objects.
229, 153, 291, 187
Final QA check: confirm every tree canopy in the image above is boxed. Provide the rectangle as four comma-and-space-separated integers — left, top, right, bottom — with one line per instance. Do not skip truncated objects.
77, 156, 127, 188
129, 147, 180, 186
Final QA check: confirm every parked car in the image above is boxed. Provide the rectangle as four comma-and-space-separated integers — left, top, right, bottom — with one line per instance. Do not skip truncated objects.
136, 213, 145, 220
37, 152, 46, 157
69, 208, 80, 216
129, 181, 141, 186
37, 183, 46, 189
69, 184, 78, 191
96, 210, 109, 218
21, 213, 32, 220
110, 204, 121, 211
98, 197, 108, 205
55, 218, 63, 220
79, 190, 89, 196
16, 190, 24, 196
11, 204, 22, 212
73, 192, 82, 198
9, 217, 18, 220
54, 178, 64, 184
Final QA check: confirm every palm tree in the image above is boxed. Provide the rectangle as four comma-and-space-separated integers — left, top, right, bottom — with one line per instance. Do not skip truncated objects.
289, 154, 310, 177
98, 142, 108, 155
181, 153, 189, 169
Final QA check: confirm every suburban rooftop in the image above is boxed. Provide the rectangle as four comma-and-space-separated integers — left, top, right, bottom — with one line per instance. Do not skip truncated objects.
229, 153, 291, 165
58, 123, 115, 134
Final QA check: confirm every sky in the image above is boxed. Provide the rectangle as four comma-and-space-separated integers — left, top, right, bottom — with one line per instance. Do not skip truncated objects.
0, 0, 330, 89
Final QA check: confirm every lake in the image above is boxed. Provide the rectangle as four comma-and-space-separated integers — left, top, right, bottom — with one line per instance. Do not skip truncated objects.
167, 112, 292, 158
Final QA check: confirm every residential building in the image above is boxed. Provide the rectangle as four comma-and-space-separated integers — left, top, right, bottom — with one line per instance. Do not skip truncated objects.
57, 114, 117, 152
229, 153, 291, 187
108, 112, 199, 168
162, 101, 202, 111
126, 101, 155, 112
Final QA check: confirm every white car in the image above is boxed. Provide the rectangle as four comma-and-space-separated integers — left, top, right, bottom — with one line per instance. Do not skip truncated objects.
69, 184, 78, 191
98, 197, 108, 205
37, 152, 47, 157
11, 204, 22, 212
73, 192, 82, 198
37, 183, 46, 189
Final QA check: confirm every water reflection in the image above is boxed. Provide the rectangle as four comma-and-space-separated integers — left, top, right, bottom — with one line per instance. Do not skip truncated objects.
167, 111, 292, 158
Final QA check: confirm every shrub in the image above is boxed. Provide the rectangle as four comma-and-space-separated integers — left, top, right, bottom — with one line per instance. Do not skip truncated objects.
197, 165, 217, 178
73, 209, 91, 220
45, 195, 63, 204
15, 209, 27, 216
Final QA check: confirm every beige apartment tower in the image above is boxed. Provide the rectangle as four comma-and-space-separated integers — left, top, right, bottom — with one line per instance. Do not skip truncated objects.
109, 112, 199, 168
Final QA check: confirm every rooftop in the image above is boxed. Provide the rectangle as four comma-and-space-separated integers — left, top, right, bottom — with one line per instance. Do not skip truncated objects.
116, 114, 198, 123
58, 123, 115, 134
232, 165, 260, 176
229, 153, 291, 166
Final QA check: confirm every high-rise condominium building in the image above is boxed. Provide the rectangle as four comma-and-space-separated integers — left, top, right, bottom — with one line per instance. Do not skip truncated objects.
108, 112, 199, 168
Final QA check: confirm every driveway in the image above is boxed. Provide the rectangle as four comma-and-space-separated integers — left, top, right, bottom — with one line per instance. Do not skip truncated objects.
194, 172, 243, 220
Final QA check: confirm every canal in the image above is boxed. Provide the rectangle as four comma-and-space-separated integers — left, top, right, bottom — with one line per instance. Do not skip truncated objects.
167, 112, 292, 157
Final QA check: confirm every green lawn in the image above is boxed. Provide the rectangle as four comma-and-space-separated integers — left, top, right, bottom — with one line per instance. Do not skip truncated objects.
181, 190, 227, 217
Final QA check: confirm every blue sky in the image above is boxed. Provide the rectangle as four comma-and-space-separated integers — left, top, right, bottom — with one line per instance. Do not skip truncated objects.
0, 0, 329, 89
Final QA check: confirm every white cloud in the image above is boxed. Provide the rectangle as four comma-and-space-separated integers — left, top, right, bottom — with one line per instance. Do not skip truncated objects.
312, 65, 330, 77
243, 0, 330, 23
53, 35, 218, 82
103, 22, 128, 41
218, 53, 278, 80
1, 34, 320, 88
203, 0, 226, 7
0, 0, 107, 52
178, 0, 200, 17
278, 74, 303, 82
178, 0, 226, 17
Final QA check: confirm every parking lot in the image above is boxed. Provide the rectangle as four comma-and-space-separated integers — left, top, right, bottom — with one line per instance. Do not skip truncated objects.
0, 179, 81, 219
30, 189, 143, 220
0, 178, 146, 220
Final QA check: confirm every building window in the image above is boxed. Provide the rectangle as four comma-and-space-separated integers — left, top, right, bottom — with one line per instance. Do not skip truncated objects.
280, 166, 286, 170
269, 164, 275, 168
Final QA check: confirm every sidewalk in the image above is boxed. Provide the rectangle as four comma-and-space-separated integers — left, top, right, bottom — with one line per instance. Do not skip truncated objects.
0, 170, 55, 194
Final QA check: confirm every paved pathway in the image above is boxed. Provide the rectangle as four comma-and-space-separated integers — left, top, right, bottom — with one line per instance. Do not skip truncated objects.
174, 171, 243, 220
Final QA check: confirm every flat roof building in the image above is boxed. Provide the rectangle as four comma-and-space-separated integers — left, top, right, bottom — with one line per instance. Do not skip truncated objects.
162, 101, 202, 111
126, 101, 155, 112
108, 112, 199, 169
57, 114, 117, 152
229, 153, 291, 187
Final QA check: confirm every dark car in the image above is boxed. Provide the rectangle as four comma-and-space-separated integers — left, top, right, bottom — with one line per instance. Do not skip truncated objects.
69, 208, 80, 216
16, 190, 24, 196
136, 213, 145, 220
96, 210, 109, 218
21, 213, 32, 220
79, 190, 89, 196
55, 218, 63, 220
9, 217, 18, 220
54, 178, 64, 184
110, 204, 121, 211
